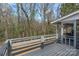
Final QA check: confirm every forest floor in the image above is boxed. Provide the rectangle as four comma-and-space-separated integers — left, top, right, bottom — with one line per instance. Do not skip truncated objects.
0, 42, 4, 47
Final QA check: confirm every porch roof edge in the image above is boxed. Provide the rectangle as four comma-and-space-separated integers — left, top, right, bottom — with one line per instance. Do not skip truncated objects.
51, 10, 79, 24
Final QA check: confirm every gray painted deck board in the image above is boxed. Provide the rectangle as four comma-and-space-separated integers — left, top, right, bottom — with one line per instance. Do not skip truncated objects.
22, 43, 78, 56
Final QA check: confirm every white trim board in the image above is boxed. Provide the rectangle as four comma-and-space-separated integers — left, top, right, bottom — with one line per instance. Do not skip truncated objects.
51, 10, 79, 24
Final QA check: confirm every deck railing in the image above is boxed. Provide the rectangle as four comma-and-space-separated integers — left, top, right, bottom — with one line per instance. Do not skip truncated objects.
0, 34, 56, 56
0, 40, 12, 56
64, 36, 74, 46
11, 34, 56, 43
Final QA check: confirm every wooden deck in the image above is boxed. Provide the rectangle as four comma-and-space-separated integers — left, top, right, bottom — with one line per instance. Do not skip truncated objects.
21, 43, 78, 56
0, 34, 79, 56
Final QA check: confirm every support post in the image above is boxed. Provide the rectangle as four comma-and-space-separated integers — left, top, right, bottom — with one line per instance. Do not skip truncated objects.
61, 23, 64, 44
73, 20, 76, 48
56, 24, 58, 39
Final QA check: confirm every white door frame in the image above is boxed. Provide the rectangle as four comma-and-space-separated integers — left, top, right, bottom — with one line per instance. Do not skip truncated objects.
73, 20, 77, 48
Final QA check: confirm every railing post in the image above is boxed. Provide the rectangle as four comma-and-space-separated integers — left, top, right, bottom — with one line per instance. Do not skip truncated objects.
40, 36, 45, 49
7, 40, 12, 56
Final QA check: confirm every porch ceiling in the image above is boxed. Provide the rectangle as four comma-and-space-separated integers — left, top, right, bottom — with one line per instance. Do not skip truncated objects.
51, 10, 79, 24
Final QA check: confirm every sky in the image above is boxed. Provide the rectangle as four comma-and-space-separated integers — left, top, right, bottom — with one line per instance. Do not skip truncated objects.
9, 3, 61, 21
53, 3, 61, 18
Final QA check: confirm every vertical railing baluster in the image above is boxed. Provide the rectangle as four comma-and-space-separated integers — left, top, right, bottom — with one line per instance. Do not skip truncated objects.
65, 37, 66, 45
69, 38, 70, 47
